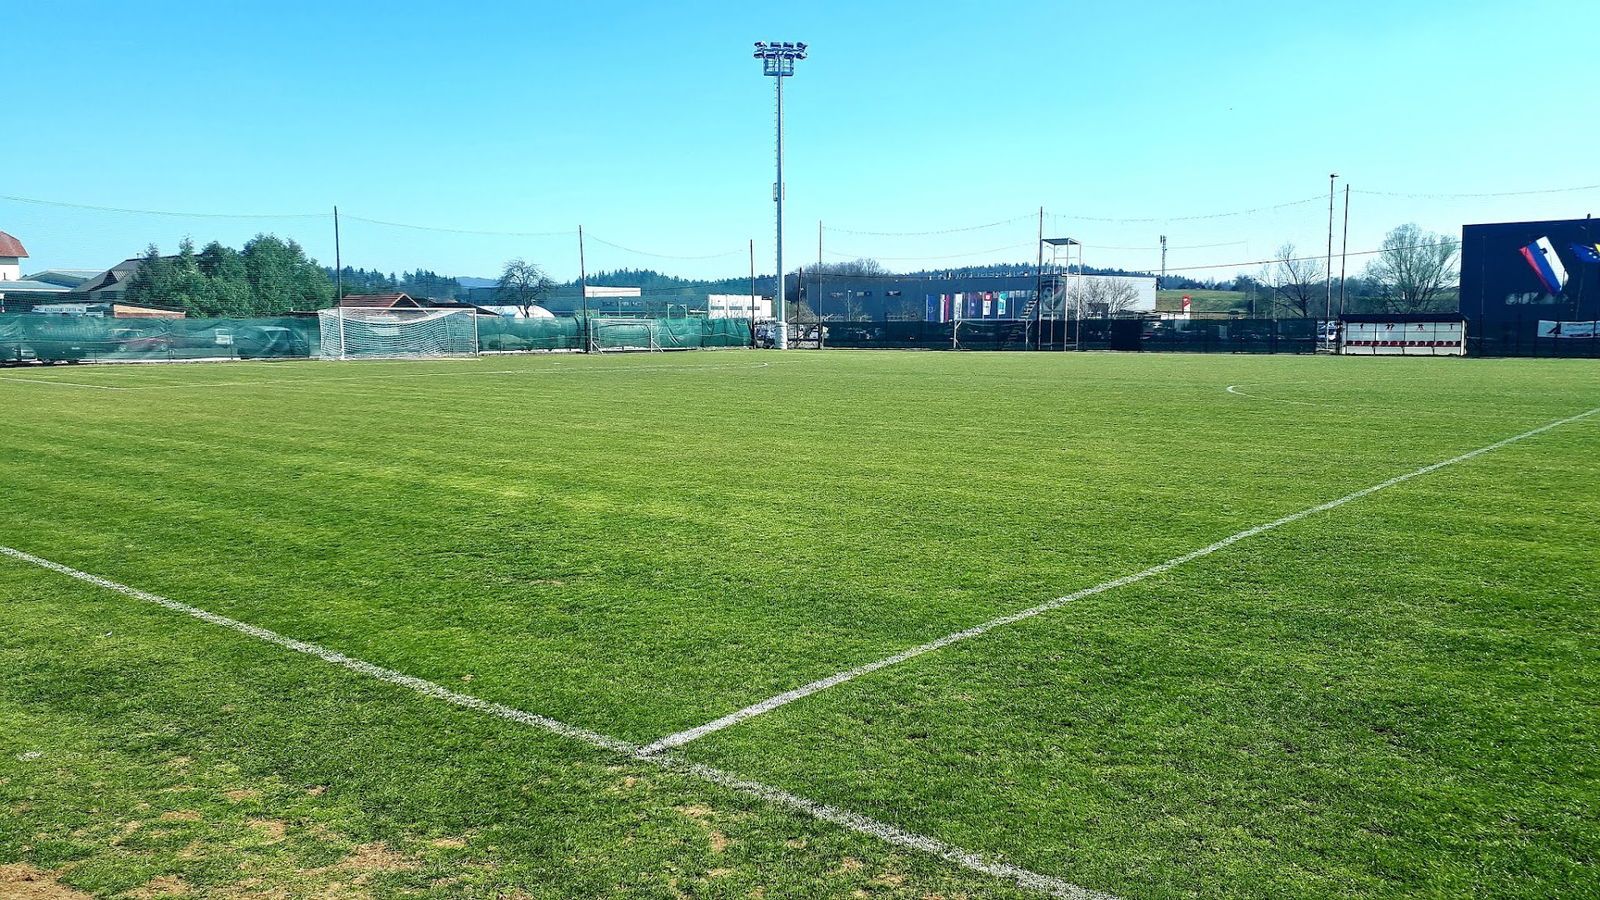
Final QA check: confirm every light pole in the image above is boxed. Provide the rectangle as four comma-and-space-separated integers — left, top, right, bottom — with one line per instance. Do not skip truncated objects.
1325, 172, 1338, 330
754, 40, 807, 349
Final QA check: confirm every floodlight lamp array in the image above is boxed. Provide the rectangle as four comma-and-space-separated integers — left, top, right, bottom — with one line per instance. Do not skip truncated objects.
754, 41, 807, 76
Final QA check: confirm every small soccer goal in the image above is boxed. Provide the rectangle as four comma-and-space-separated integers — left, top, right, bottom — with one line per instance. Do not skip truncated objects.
318, 308, 480, 360
588, 318, 663, 352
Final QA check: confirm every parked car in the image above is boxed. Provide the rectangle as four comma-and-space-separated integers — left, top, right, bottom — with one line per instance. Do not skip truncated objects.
115, 331, 173, 353
1, 339, 86, 365
31, 340, 88, 363
0, 342, 38, 366
234, 325, 310, 359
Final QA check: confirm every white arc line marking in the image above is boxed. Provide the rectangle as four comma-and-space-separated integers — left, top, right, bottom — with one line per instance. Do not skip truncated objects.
638, 404, 1600, 756
1224, 381, 1322, 405
0, 545, 1109, 900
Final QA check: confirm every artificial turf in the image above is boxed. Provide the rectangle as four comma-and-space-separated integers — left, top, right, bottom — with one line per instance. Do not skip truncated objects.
1, 350, 1596, 899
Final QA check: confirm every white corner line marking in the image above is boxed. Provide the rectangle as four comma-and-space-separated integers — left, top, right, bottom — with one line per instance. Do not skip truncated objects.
638, 404, 1600, 756
0, 545, 1109, 900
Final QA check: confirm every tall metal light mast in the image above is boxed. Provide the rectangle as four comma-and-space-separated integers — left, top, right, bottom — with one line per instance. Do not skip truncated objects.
754, 40, 806, 349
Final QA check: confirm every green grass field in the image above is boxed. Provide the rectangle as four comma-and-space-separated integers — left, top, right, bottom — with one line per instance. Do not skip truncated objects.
2, 351, 1597, 900
1154, 290, 1254, 314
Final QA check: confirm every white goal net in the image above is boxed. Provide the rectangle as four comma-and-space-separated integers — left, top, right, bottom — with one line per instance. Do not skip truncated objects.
589, 318, 661, 352
318, 308, 480, 359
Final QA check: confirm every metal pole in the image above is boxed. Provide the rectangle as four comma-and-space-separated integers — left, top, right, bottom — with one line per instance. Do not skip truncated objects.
1338, 185, 1351, 316
774, 71, 787, 349
333, 206, 343, 303
749, 238, 757, 348
1325, 173, 1337, 328
818, 220, 824, 349
1034, 207, 1044, 350
337, 304, 347, 360
952, 284, 960, 351
578, 225, 590, 353
799, 266, 807, 346
1159, 234, 1166, 290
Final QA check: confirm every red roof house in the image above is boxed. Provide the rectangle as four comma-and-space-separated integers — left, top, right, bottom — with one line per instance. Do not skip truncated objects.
0, 231, 27, 260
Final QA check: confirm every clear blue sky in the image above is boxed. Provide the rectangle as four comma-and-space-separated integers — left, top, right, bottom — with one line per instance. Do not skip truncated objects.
9, 0, 1600, 282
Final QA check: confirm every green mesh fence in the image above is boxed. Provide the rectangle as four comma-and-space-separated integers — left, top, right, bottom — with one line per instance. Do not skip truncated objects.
474, 316, 583, 352
479, 316, 751, 352
0, 313, 753, 363
0, 314, 321, 363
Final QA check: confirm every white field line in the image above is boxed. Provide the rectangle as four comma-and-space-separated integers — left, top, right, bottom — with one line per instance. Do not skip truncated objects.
0, 376, 123, 390
0, 361, 769, 391
1224, 381, 1321, 405
638, 404, 1600, 756
0, 545, 1108, 900
95, 361, 771, 390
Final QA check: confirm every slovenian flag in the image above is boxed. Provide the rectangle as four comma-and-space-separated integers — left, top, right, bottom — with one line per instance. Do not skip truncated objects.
1519, 236, 1568, 295
1569, 242, 1600, 265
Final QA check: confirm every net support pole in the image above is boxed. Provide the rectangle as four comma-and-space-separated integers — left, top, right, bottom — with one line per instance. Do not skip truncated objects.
338, 306, 347, 360
578, 225, 591, 354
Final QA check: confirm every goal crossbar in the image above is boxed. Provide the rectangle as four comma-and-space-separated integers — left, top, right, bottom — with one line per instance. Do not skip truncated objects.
318, 307, 481, 360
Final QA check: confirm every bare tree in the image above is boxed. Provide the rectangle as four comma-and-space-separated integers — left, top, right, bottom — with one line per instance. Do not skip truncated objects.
1365, 224, 1459, 313
1258, 243, 1324, 317
496, 258, 555, 316
890, 297, 922, 320
1075, 277, 1141, 316
812, 257, 888, 277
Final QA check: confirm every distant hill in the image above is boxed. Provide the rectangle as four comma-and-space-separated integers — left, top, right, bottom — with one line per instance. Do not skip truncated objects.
453, 276, 498, 289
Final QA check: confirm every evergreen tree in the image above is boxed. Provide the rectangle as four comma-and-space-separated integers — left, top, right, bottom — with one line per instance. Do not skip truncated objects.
124, 244, 179, 308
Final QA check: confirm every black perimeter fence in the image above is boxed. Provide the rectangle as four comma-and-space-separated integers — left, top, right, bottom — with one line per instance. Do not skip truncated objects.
812, 318, 1324, 353
3, 312, 1594, 361
804, 318, 1598, 357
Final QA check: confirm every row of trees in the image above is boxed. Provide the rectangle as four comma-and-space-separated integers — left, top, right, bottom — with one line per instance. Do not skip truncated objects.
330, 267, 467, 301
120, 222, 1458, 320
125, 236, 333, 317
1257, 223, 1459, 316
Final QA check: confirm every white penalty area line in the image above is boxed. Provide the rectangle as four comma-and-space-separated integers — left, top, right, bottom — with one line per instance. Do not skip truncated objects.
0, 545, 1108, 900
638, 404, 1600, 756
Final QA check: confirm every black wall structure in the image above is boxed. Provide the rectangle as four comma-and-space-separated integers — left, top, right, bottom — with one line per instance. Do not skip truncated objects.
1460, 217, 1600, 357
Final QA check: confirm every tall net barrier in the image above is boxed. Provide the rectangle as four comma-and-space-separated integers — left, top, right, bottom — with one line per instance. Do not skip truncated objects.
475, 316, 751, 353
590, 317, 751, 351
475, 316, 584, 352
0, 313, 752, 364
0, 314, 321, 363
318, 308, 478, 359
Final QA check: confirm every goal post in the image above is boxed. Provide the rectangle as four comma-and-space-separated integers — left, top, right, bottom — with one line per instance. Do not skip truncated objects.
588, 318, 662, 353
318, 308, 480, 360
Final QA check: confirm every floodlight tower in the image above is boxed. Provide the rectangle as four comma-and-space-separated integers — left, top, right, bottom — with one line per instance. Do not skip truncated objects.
754, 40, 807, 349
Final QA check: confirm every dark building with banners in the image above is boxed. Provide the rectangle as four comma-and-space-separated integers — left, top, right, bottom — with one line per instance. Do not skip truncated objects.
1460, 217, 1600, 355
794, 272, 1157, 322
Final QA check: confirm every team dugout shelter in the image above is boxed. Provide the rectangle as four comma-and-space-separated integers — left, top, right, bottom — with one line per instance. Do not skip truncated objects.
1337, 312, 1467, 356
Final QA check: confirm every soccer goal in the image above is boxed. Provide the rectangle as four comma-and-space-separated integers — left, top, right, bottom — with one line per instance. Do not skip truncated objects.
318, 308, 480, 360
588, 318, 662, 352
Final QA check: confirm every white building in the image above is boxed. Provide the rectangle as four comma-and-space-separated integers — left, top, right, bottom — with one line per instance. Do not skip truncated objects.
0, 231, 27, 281
707, 294, 771, 320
